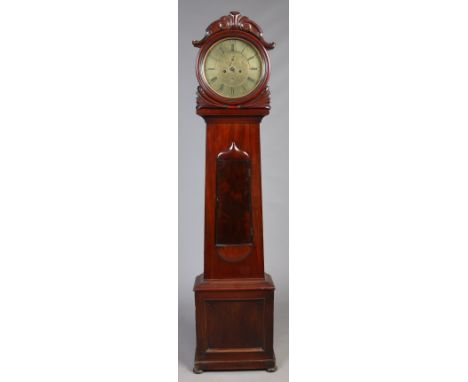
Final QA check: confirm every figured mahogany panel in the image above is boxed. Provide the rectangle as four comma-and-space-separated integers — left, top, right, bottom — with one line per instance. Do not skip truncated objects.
215, 142, 253, 245
205, 298, 265, 350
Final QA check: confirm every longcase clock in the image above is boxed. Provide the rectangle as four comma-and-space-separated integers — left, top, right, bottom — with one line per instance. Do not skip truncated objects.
192, 11, 277, 373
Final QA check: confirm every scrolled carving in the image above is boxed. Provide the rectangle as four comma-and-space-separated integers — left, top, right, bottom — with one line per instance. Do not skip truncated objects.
241, 86, 271, 109
196, 86, 227, 109
193, 11, 275, 50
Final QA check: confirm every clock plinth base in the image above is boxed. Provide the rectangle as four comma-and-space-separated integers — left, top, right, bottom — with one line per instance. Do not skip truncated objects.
193, 274, 276, 372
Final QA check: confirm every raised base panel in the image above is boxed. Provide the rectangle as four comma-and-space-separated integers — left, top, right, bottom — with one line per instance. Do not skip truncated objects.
193, 274, 276, 372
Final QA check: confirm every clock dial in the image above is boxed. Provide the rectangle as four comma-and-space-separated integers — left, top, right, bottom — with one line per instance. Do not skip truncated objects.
202, 38, 264, 99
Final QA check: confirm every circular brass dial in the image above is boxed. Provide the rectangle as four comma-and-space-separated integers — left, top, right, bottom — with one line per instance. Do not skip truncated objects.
202, 38, 264, 99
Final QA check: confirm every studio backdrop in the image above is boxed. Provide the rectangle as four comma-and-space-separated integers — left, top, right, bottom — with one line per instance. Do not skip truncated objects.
178, 0, 288, 380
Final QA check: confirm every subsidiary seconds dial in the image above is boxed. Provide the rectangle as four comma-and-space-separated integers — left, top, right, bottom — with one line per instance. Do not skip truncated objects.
202, 38, 264, 99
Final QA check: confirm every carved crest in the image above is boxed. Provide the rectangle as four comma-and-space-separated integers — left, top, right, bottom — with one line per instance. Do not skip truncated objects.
193, 11, 275, 50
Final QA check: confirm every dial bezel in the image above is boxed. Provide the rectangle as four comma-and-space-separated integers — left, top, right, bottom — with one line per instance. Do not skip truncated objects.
201, 38, 264, 99
196, 30, 270, 105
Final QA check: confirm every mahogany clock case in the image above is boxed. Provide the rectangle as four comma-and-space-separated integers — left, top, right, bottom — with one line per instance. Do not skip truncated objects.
178, 1, 289, 378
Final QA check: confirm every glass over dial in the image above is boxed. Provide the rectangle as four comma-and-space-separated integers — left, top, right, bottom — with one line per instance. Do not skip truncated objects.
202, 38, 264, 99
